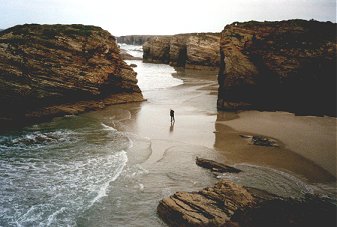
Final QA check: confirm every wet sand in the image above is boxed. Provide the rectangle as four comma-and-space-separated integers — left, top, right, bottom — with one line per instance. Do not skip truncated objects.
116, 68, 336, 185
220, 111, 336, 179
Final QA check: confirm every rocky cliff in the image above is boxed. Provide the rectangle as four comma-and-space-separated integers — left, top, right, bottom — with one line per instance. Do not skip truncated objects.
217, 20, 336, 116
117, 35, 161, 45
143, 36, 171, 63
0, 24, 143, 129
143, 33, 220, 69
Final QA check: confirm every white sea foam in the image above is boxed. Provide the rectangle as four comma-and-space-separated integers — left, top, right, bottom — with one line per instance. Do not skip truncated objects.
101, 123, 117, 131
0, 125, 131, 226
90, 151, 128, 206
0, 129, 77, 152
119, 44, 143, 58
46, 207, 66, 226
138, 183, 144, 191
127, 136, 134, 149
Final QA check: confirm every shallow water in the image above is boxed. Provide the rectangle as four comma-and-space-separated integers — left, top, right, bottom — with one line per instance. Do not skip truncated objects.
0, 110, 219, 226
125, 60, 183, 92
0, 45, 335, 226
0, 55, 213, 226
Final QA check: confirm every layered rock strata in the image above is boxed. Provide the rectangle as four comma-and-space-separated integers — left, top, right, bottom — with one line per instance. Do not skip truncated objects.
157, 179, 255, 226
0, 24, 143, 129
143, 33, 220, 69
158, 164, 336, 226
143, 36, 171, 63
217, 20, 336, 116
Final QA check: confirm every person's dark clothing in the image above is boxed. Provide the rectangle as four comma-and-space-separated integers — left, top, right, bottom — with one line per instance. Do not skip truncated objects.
170, 109, 175, 122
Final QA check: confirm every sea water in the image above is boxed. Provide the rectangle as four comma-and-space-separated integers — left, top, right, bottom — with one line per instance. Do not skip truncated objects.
0, 118, 130, 226
118, 43, 143, 58
0, 46, 188, 226
0, 45, 335, 226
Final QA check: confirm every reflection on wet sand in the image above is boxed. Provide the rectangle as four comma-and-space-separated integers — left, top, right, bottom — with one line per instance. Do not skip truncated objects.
169, 122, 175, 133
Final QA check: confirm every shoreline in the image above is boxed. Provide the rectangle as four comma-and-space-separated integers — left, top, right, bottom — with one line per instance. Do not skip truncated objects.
71, 64, 336, 185
1, 62, 335, 226
0, 92, 144, 133
109, 66, 336, 187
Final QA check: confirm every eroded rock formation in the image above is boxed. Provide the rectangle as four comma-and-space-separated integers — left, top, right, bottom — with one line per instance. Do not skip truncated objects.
158, 180, 336, 227
0, 24, 143, 129
157, 179, 255, 226
143, 33, 220, 69
158, 156, 336, 226
143, 36, 171, 63
217, 20, 336, 116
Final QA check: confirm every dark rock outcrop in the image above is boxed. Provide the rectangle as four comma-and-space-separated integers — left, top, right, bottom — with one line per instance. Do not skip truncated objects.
239, 135, 279, 147
231, 193, 337, 227
196, 157, 241, 173
157, 179, 336, 227
217, 20, 336, 116
0, 24, 143, 129
143, 33, 220, 69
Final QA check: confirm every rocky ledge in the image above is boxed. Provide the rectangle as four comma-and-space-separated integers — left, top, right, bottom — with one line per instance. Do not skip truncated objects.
158, 158, 336, 227
0, 24, 143, 129
217, 20, 336, 116
143, 33, 220, 70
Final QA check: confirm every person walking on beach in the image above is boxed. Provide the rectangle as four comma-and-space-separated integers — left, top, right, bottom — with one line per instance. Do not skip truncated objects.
170, 109, 175, 123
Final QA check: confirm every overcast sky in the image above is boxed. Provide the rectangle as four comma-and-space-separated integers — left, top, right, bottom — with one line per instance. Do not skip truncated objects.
0, 0, 335, 36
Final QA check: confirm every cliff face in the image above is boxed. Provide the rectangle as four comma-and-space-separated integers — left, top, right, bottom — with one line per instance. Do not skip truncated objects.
117, 35, 158, 45
0, 24, 143, 128
143, 36, 171, 63
143, 33, 220, 69
217, 20, 336, 116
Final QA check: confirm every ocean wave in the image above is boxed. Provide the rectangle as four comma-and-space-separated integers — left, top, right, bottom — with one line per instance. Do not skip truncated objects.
89, 151, 128, 206
0, 129, 77, 152
0, 147, 128, 226
101, 123, 117, 131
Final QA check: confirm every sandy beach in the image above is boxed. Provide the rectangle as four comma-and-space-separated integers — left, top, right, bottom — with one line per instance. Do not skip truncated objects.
111, 67, 336, 186
221, 111, 336, 179
1, 64, 335, 226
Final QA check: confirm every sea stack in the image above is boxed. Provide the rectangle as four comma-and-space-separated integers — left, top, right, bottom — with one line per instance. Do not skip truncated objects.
0, 24, 143, 128
143, 33, 220, 70
217, 20, 336, 116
